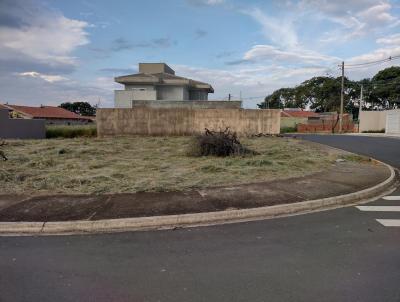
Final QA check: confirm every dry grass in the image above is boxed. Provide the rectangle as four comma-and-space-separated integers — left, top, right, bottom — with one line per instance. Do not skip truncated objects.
0, 136, 346, 194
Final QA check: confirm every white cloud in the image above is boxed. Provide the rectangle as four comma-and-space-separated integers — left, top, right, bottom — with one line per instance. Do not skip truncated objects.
205, 0, 224, 4
174, 64, 329, 108
347, 46, 400, 65
344, 45, 400, 80
0, 73, 113, 107
242, 7, 298, 48
300, 0, 399, 42
18, 71, 68, 83
242, 44, 338, 64
0, 0, 89, 72
0, 0, 98, 107
377, 33, 400, 45
186, 0, 225, 6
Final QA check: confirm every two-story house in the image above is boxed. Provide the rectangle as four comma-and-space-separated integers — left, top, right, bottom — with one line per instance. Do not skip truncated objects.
114, 63, 215, 108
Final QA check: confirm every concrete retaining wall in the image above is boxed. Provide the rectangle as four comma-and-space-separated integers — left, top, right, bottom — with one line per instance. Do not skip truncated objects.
131, 100, 242, 109
97, 108, 280, 136
386, 110, 400, 135
360, 111, 387, 132
0, 109, 45, 139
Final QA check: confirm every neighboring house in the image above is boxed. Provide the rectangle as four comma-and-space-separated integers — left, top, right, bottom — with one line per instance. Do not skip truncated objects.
280, 109, 320, 129
114, 63, 216, 108
0, 104, 93, 125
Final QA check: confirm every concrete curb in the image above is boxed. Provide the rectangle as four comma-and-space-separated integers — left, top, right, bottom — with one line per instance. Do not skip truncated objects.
0, 161, 396, 236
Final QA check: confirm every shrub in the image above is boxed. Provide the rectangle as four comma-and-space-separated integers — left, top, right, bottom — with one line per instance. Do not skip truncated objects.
0, 140, 7, 161
189, 128, 258, 157
280, 126, 297, 133
46, 125, 97, 139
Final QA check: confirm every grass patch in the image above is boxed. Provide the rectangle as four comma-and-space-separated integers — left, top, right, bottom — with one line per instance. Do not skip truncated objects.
280, 126, 297, 133
0, 136, 345, 194
46, 125, 97, 139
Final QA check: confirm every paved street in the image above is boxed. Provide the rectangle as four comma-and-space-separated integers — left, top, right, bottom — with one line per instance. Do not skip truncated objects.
1, 135, 400, 302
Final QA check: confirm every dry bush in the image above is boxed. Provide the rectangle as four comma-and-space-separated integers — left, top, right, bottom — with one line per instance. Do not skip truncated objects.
189, 128, 258, 157
0, 140, 7, 161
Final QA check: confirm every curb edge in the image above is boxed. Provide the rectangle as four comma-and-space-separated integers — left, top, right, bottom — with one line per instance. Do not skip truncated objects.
0, 161, 396, 236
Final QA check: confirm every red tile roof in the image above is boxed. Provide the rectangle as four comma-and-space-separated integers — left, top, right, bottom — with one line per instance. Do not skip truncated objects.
281, 110, 319, 118
2, 104, 90, 120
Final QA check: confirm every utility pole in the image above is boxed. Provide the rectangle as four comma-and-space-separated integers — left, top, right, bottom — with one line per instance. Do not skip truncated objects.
358, 84, 363, 133
339, 61, 344, 133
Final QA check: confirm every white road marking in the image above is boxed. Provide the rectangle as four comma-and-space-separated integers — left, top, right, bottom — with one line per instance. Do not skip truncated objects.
356, 206, 400, 212
376, 219, 400, 227
382, 196, 400, 200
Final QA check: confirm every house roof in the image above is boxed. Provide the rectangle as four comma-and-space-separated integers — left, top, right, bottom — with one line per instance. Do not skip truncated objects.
1, 104, 91, 120
281, 110, 319, 118
115, 72, 214, 93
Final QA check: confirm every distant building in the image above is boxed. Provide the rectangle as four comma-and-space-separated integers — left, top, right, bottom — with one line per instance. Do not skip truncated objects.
113, 63, 241, 109
281, 110, 319, 118
0, 104, 93, 125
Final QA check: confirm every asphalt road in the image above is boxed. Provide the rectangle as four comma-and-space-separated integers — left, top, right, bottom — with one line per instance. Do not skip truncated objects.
1, 135, 400, 302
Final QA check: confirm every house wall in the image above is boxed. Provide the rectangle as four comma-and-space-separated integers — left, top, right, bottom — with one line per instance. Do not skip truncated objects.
183, 87, 189, 100
386, 110, 400, 134
96, 107, 280, 136
115, 90, 157, 108
189, 90, 208, 100
157, 86, 185, 100
124, 85, 156, 91
139, 63, 175, 75
131, 100, 242, 109
359, 111, 387, 132
0, 109, 45, 139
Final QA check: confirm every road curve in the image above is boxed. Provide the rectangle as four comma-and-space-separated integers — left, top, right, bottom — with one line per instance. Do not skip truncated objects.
1, 135, 400, 302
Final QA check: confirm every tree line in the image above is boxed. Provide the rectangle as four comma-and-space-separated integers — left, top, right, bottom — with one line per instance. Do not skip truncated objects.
59, 101, 97, 116
258, 66, 400, 118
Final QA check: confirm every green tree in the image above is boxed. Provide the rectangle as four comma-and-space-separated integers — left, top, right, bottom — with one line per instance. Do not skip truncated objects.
59, 102, 97, 116
258, 88, 299, 109
371, 66, 400, 108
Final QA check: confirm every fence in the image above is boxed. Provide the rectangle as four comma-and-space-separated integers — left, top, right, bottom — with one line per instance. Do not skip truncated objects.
359, 111, 387, 132
97, 107, 281, 137
0, 109, 45, 139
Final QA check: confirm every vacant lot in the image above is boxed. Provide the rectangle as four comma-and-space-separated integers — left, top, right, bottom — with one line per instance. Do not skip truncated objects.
0, 136, 353, 194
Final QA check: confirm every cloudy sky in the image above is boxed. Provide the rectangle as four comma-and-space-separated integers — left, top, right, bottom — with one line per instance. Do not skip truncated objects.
0, 0, 399, 108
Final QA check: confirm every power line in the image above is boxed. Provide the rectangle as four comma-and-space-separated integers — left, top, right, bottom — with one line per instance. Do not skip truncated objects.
343, 55, 400, 68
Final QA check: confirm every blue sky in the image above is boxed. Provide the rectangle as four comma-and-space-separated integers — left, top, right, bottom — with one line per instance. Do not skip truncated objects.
0, 0, 399, 108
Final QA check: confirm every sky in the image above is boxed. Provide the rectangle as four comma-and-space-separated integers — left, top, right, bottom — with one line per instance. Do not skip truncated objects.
0, 0, 399, 108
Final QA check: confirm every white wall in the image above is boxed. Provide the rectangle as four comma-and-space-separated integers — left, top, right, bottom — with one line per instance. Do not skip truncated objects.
124, 85, 155, 91
359, 111, 387, 132
157, 86, 185, 100
386, 110, 400, 134
114, 90, 157, 108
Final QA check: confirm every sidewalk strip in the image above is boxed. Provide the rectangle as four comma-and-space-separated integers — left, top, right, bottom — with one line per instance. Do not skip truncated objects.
382, 196, 400, 200
376, 219, 400, 227
356, 206, 400, 212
